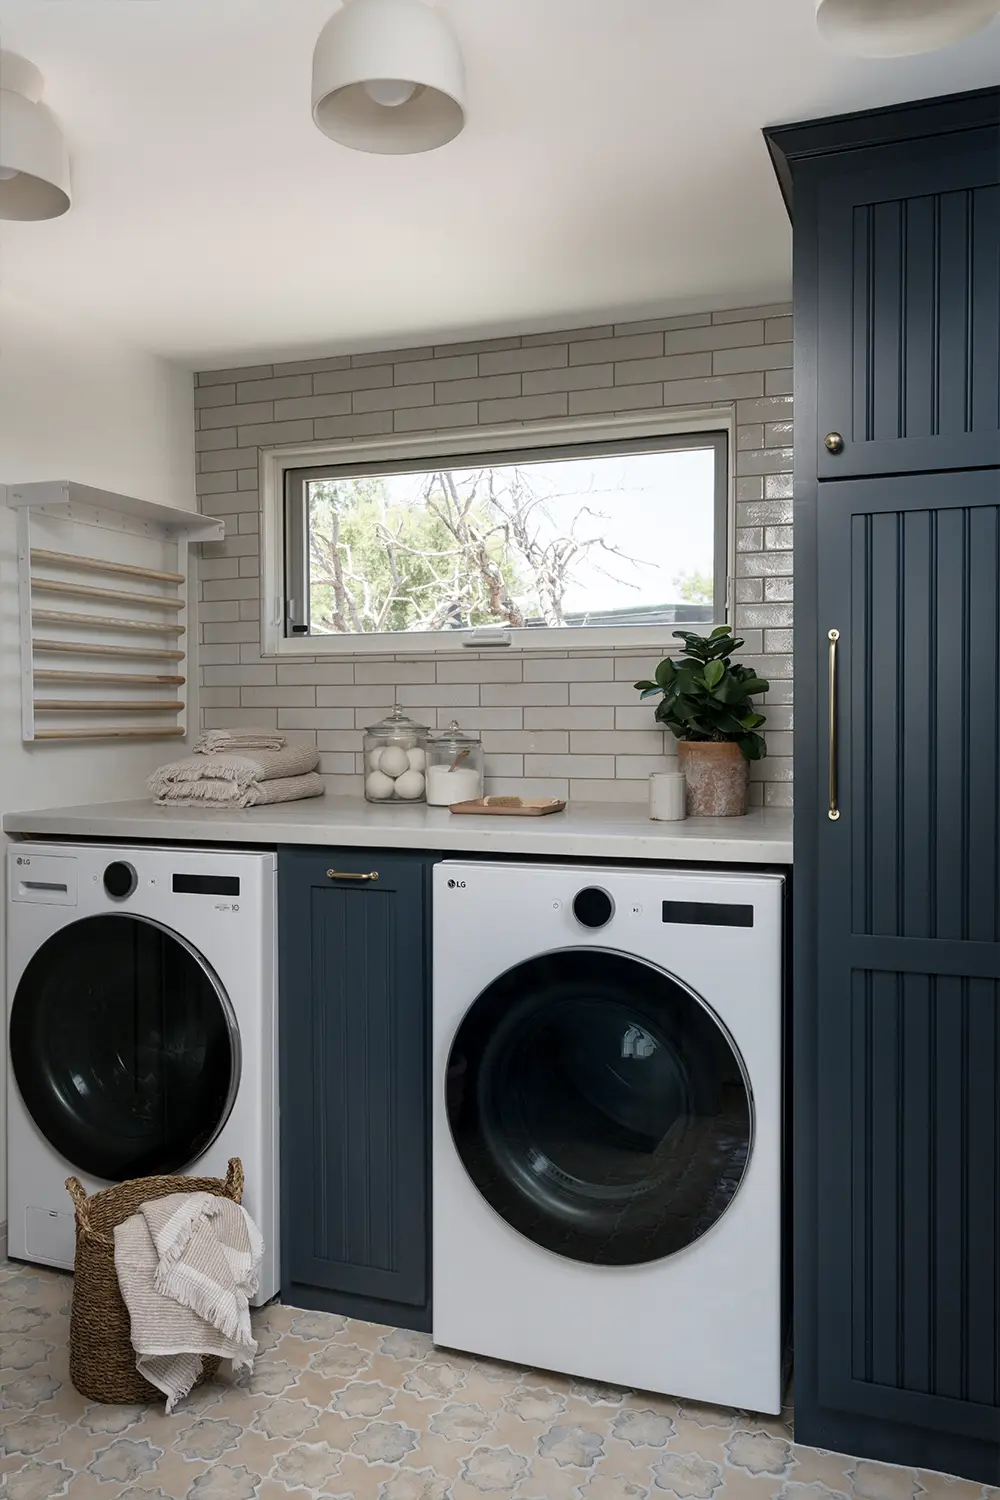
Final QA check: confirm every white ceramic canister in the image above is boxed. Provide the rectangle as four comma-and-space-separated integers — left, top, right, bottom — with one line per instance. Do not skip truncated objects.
649, 771, 687, 822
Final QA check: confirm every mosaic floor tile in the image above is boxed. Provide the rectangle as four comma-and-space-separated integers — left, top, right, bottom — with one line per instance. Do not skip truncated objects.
0, 1263, 994, 1500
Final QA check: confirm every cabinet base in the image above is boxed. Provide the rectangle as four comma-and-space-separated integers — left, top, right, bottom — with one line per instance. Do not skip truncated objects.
281, 1281, 431, 1335
795, 1399, 999, 1488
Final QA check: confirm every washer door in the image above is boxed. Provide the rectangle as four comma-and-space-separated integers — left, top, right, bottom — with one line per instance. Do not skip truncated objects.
10, 913, 240, 1181
446, 948, 753, 1266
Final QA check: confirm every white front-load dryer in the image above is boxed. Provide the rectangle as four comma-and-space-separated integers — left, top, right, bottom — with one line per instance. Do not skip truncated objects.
433, 861, 785, 1414
6, 843, 279, 1303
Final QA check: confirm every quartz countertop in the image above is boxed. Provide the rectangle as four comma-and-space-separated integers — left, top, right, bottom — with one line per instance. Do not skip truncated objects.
2, 798, 792, 864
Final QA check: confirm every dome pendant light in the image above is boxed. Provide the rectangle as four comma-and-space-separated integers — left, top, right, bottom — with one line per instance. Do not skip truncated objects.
0, 51, 71, 220
816, 0, 1000, 56
312, 0, 466, 154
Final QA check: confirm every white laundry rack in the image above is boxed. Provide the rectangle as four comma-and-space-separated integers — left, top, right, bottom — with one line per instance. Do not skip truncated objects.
8, 482, 224, 744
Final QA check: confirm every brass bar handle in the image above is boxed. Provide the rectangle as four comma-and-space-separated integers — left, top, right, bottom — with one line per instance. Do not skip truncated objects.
327, 869, 379, 881
827, 629, 841, 821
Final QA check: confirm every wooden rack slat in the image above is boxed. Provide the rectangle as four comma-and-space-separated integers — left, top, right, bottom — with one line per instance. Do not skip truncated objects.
33, 640, 186, 661
31, 578, 184, 611
34, 727, 186, 741
35, 670, 186, 686
32, 610, 185, 636
30, 548, 186, 585
34, 699, 183, 713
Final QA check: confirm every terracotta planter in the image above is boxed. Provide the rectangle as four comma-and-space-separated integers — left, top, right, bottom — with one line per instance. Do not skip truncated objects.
677, 740, 749, 817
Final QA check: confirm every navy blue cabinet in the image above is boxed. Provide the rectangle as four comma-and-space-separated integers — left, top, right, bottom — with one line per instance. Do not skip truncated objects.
278, 848, 434, 1330
768, 89, 1000, 1486
814, 133, 1000, 479
816, 472, 1000, 1445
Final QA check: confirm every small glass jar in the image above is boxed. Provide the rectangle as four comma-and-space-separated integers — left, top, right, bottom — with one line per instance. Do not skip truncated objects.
425, 721, 484, 806
363, 705, 429, 803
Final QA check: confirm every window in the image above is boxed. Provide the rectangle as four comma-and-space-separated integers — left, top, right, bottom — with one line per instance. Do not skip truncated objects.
275, 425, 729, 655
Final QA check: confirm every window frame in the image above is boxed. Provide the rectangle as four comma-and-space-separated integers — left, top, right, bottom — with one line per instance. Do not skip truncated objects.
259, 408, 735, 658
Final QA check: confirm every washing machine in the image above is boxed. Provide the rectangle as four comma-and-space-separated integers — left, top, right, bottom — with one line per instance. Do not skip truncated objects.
433, 861, 785, 1414
6, 843, 279, 1303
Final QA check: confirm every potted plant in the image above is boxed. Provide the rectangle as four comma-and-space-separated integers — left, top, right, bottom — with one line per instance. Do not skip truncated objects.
635, 627, 770, 817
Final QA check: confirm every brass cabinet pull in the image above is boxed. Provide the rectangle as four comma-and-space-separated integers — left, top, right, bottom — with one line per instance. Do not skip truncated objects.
824, 432, 845, 454
827, 629, 840, 821
327, 869, 379, 881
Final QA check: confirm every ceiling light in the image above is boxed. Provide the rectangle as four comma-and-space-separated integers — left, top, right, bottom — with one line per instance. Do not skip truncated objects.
816, 0, 1000, 56
312, 0, 465, 155
0, 51, 71, 220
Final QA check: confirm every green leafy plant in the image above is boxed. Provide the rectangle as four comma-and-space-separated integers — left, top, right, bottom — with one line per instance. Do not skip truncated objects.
635, 627, 770, 761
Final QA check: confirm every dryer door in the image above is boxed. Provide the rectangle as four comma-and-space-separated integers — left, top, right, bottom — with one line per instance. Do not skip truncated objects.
446, 948, 753, 1266
10, 913, 240, 1181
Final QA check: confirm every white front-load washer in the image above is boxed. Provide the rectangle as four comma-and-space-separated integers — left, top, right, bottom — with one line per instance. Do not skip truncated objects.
6, 842, 279, 1303
433, 861, 785, 1414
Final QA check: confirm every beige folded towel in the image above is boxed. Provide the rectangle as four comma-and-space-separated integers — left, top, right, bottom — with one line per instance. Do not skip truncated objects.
149, 742, 319, 799
195, 728, 285, 754
154, 771, 325, 809
114, 1192, 263, 1413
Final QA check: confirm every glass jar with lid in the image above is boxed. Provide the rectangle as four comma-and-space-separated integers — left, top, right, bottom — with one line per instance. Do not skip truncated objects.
425, 721, 484, 806
363, 705, 429, 803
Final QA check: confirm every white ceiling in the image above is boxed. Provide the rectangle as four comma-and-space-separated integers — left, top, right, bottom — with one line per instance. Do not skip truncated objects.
0, 0, 997, 368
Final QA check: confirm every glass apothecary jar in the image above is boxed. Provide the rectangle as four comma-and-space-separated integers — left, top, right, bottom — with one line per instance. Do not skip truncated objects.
425, 721, 484, 806
363, 706, 429, 803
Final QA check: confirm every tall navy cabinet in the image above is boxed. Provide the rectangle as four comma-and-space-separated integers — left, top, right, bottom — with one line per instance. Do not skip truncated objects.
278, 848, 435, 1330
767, 90, 1000, 1485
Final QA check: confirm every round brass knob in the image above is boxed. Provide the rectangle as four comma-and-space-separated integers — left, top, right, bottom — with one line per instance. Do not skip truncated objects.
824, 432, 845, 454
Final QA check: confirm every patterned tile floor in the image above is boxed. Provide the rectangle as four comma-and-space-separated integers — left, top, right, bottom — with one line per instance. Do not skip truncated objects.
0, 1260, 996, 1500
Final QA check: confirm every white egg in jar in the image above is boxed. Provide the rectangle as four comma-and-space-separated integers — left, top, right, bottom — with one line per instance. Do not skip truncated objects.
366, 748, 384, 772
393, 769, 426, 800
406, 746, 426, 772
378, 745, 410, 779
365, 769, 396, 800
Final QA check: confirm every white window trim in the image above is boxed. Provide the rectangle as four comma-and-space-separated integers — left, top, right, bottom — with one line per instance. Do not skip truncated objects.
258, 406, 736, 658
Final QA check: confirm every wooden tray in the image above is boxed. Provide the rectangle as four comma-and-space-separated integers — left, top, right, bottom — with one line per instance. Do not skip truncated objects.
449, 798, 566, 817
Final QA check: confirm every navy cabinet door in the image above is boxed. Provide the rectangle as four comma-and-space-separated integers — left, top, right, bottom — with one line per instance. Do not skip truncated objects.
814, 471, 1000, 1451
279, 848, 431, 1326
816, 130, 1000, 480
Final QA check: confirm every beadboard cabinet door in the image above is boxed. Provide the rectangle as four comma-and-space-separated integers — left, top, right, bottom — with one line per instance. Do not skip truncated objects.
815, 471, 1000, 1451
278, 848, 434, 1330
768, 86, 1000, 1487
814, 130, 1000, 480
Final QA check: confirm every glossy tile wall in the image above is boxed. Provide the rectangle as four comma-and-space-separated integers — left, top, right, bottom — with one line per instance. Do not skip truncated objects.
194, 306, 793, 806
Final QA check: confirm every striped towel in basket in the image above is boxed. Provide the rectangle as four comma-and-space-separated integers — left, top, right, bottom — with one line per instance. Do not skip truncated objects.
114, 1192, 263, 1412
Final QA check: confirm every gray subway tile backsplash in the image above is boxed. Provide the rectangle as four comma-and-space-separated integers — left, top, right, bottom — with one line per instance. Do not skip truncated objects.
195, 304, 794, 803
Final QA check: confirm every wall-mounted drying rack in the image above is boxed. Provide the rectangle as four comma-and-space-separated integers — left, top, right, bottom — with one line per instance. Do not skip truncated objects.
7, 481, 224, 743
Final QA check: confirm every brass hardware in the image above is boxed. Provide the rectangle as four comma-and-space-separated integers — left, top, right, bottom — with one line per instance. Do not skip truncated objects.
824, 432, 845, 454
327, 869, 379, 881
828, 629, 840, 821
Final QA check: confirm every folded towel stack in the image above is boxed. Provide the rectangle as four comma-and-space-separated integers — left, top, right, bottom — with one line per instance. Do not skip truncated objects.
195, 728, 286, 755
150, 729, 324, 808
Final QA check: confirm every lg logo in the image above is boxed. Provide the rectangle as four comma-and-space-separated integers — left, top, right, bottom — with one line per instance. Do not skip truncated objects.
447, 878, 466, 889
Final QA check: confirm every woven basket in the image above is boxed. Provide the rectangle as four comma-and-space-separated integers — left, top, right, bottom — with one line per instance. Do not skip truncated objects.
66, 1157, 244, 1404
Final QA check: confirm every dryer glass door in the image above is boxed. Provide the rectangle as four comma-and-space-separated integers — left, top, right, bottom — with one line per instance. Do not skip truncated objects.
446, 948, 753, 1266
10, 913, 240, 1181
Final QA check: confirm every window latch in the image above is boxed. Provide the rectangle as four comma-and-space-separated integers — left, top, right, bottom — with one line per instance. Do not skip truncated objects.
462, 627, 512, 648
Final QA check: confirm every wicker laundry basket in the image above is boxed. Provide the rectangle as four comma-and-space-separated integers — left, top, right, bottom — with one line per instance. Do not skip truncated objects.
66, 1157, 244, 1404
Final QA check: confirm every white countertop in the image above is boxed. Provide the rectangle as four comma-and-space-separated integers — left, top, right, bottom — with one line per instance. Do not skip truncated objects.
2, 798, 792, 864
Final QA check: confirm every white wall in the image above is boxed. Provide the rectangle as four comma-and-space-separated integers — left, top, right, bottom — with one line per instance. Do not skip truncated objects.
0, 292, 196, 1229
